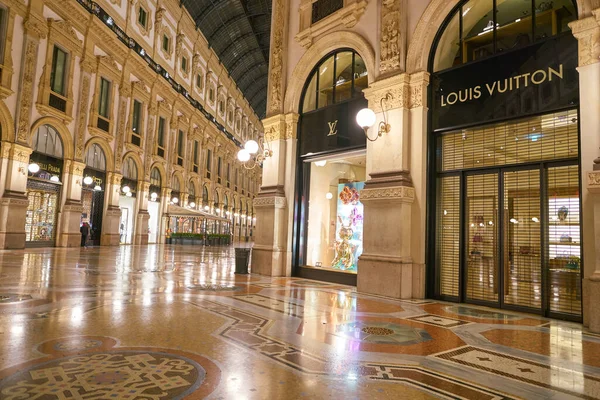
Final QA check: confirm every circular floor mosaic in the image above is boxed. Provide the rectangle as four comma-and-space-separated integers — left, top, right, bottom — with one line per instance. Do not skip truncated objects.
0, 351, 205, 399
0, 336, 221, 400
336, 322, 432, 345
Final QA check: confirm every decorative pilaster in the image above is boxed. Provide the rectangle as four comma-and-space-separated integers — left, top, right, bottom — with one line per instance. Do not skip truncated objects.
114, 80, 131, 172
100, 172, 123, 246
380, 0, 407, 75
75, 58, 95, 161
135, 181, 151, 245
586, 172, 600, 333
266, 0, 289, 116
15, 15, 47, 145
56, 160, 86, 248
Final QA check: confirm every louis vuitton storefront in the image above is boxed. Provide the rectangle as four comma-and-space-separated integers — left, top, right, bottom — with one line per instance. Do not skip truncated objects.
428, 0, 582, 320
293, 49, 369, 285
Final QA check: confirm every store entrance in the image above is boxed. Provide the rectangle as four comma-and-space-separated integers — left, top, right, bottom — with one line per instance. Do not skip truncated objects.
435, 111, 582, 320
460, 164, 581, 316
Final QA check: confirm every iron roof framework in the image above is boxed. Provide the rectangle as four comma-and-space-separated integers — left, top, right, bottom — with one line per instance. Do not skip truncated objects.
182, 0, 272, 119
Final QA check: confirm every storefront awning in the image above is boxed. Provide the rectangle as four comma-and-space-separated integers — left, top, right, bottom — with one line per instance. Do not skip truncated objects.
166, 205, 229, 222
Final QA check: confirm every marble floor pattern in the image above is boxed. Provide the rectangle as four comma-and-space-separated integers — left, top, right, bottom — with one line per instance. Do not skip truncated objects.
0, 246, 598, 399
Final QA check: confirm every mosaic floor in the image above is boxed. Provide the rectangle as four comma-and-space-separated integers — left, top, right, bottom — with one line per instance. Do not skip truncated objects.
0, 245, 598, 399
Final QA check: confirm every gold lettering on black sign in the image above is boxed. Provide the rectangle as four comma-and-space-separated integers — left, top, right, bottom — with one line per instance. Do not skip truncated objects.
327, 120, 338, 136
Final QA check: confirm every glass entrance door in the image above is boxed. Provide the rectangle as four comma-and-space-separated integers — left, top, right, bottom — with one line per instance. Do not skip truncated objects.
465, 173, 499, 304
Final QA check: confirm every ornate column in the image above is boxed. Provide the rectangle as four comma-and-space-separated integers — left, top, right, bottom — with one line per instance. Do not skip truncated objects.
253, 114, 297, 276
101, 172, 122, 246
56, 160, 86, 247
571, 11, 600, 331
0, 143, 32, 249
356, 71, 426, 299
134, 181, 151, 245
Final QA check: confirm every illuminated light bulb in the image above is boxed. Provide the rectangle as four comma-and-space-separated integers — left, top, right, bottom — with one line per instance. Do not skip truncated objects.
50, 175, 60, 182
28, 163, 40, 173
244, 140, 259, 154
326, 192, 333, 200
204, 205, 209, 211
94, 185, 102, 191
151, 192, 158, 200
189, 202, 196, 208
356, 108, 376, 129
237, 149, 251, 162
315, 160, 327, 167
83, 176, 93, 185
122, 185, 131, 193
172, 197, 179, 204
126, 192, 132, 197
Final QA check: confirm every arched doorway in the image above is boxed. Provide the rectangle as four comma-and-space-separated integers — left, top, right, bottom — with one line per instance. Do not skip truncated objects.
293, 49, 368, 282
25, 124, 64, 247
82, 143, 107, 246
119, 157, 138, 244
148, 167, 162, 243
427, 0, 581, 320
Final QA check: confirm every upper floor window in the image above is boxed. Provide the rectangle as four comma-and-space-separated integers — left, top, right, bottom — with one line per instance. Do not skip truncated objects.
228, 109, 233, 123
0, 8, 8, 66
98, 78, 111, 119
85, 143, 106, 171
218, 100, 224, 114
196, 73, 203, 89
217, 156, 222, 184
433, 0, 577, 73
176, 130, 184, 166
226, 163, 231, 188
138, 7, 148, 29
50, 46, 68, 96
131, 100, 142, 147
192, 140, 199, 173
32, 124, 63, 158
150, 167, 161, 188
311, 0, 343, 24
162, 34, 171, 53
205, 148, 212, 178
301, 49, 367, 113
157, 117, 166, 158
209, 87, 215, 102
122, 157, 138, 180
181, 56, 188, 73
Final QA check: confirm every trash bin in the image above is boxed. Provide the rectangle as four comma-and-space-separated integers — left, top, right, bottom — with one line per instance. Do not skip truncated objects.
235, 248, 251, 274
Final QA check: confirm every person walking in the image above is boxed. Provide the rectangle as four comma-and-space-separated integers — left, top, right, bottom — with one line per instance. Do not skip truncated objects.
80, 222, 90, 247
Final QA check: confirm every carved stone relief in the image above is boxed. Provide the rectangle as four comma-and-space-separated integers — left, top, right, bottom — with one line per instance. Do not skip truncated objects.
75, 74, 91, 160
380, 0, 406, 74
16, 40, 38, 143
268, 0, 284, 115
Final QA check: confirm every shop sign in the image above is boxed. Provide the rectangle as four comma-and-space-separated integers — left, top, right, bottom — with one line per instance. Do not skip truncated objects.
28, 152, 63, 181
431, 34, 579, 131
300, 97, 367, 156
83, 168, 105, 189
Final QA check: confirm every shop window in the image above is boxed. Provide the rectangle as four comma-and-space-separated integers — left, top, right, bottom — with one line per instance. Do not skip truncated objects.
150, 167, 162, 187
156, 117, 165, 158
26, 182, 60, 244
433, 0, 577, 72
192, 140, 199, 173
301, 50, 368, 113
176, 130, 184, 166
303, 154, 366, 273
123, 157, 138, 180
32, 125, 64, 158
85, 143, 106, 171
138, 6, 148, 29
131, 100, 142, 147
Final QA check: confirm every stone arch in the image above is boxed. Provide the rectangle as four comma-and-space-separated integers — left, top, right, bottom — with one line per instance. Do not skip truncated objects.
29, 117, 74, 160
150, 162, 167, 187
284, 31, 377, 115
83, 137, 114, 172
122, 151, 143, 179
407, 0, 591, 74
0, 101, 14, 142
188, 177, 200, 197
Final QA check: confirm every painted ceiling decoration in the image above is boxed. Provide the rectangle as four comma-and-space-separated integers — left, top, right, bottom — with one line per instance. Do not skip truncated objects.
182, 0, 272, 119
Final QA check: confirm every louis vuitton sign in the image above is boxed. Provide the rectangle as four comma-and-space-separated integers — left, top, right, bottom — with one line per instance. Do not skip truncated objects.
432, 34, 579, 131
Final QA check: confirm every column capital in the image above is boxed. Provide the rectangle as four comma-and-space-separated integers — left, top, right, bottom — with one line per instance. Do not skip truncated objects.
569, 15, 600, 67
364, 72, 430, 112
2, 142, 32, 163
262, 114, 291, 142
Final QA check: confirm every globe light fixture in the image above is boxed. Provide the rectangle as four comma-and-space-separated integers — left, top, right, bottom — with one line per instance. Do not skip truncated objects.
356, 92, 393, 142
150, 192, 158, 200
83, 176, 93, 185
50, 175, 60, 182
126, 192, 132, 197
326, 192, 333, 200
94, 185, 102, 191
204, 205, 210, 211
237, 136, 273, 169
122, 185, 131, 193
315, 160, 327, 167
28, 163, 40, 174
189, 202, 196, 208
172, 197, 179, 204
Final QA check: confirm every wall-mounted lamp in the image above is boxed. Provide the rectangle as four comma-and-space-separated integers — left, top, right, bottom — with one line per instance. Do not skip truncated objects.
204, 205, 210, 211
125, 192, 132, 197
93, 185, 102, 191
28, 163, 40, 174
171, 197, 179, 204
189, 201, 196, 208
237, 138, 273, 169
356, 93, 393, 142
122, 185, 131, 194
83, 176, 93, 185
150, 192, 158, 201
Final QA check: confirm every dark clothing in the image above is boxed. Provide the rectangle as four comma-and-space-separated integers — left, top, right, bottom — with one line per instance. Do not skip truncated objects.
80, 224, 90, 247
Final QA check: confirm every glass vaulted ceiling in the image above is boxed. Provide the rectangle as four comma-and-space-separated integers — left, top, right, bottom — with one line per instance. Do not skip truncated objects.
182, 0, 272, 119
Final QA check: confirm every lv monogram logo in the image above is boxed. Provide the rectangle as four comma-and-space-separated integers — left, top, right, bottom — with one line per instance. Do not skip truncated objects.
327, 120, 338, 136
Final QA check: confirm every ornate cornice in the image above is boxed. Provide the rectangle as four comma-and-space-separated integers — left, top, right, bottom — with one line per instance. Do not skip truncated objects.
360, 186, 415, 202
253, 196, 286, 208
570, 15, 600, 67
24, 16, 48, 40
588, 171, 600, 192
